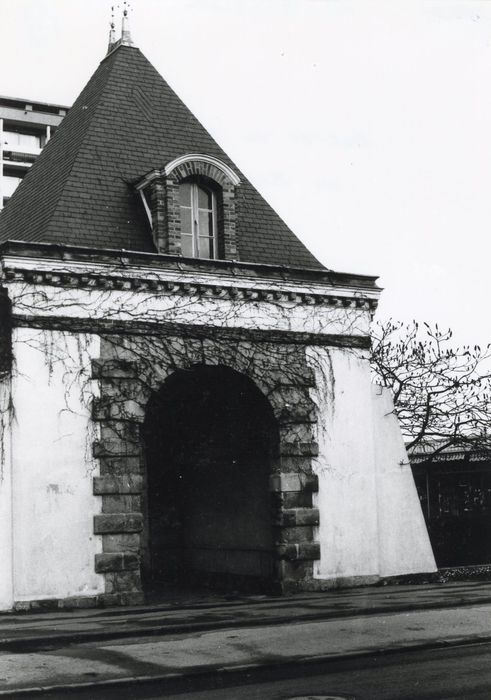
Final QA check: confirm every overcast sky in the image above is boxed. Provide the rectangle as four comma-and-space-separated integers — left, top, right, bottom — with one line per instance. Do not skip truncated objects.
1, 0, 490, 345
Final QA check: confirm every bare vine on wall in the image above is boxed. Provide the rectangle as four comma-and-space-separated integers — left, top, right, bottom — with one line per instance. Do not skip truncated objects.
0, 260, 374, 465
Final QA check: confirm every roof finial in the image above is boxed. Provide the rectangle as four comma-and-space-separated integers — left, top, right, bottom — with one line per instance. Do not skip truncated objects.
107, 5, 117, 54
121, 1, 134, 47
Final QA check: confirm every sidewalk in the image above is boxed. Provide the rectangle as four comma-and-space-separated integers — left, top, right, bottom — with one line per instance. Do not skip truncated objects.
2, 581, 491, 695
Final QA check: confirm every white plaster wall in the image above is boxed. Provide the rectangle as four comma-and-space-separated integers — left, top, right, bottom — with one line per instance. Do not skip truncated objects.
310, 347, 436, 582
10, 328, 104, 602
0, 378, 13, 610
309, 346, 380, 579
372, 385, 436, 576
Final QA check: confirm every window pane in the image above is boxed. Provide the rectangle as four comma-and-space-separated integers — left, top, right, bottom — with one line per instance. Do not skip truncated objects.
198, 236, 214, 259
198, 209, 212, 237
178, 182, 216, 259
197, 185, 212, 209
179, 183, 192, 206
181, 234, 193, 257
180, 206, 192, 234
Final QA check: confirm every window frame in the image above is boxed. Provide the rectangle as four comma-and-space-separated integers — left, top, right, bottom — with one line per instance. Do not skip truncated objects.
179, 180, 218, 260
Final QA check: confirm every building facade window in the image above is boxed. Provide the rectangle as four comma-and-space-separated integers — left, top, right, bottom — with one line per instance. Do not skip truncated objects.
3, 130, 42, 154
179, 180, 217, 259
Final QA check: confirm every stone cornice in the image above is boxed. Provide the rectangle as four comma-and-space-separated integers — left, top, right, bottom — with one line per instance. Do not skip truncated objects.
1, 263, 378, 311
12, 314, 372, 349
0, 241, 380, 288
0, 241, 380, 311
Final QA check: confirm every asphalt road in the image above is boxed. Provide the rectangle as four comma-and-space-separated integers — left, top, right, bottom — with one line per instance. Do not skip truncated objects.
28, 641, 491, 700
5, 584, 491, 698
4, 603, 491, 694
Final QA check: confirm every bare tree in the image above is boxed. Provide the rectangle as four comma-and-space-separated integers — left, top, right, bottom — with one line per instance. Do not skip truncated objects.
371, 319, 491, 456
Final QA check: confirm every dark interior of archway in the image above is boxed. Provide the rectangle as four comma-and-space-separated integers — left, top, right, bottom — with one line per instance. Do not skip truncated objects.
142, 365, 279, 596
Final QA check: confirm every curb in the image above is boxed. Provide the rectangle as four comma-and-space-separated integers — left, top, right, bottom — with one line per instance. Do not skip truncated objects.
2, 596, 491, 652
2, 634, 491, 697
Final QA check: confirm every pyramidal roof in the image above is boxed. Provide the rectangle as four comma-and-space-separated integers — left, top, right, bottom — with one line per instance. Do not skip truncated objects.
0, 41, 325, 270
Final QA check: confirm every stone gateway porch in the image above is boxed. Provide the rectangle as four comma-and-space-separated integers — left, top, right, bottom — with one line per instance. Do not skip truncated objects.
0, 18, 436, 611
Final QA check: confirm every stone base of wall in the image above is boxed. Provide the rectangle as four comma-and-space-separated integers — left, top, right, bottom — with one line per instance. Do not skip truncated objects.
12, 591, 144, 613
301, 575, 382, 591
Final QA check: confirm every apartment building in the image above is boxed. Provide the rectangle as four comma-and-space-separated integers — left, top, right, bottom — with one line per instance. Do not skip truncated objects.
0, 95, 68, 209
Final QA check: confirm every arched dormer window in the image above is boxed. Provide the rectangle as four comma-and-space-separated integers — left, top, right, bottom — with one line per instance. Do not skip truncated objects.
136, 154, 240, 261
179, 179, 217, 259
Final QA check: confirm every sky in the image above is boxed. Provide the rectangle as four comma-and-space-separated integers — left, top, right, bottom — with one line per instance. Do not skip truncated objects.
1, 0, 490, 346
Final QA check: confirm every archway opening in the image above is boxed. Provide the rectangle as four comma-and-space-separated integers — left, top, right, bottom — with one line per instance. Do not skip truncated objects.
142, 365, 279, 596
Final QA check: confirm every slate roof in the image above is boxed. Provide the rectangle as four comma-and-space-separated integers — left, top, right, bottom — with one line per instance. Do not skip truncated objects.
0, 44, 325, 270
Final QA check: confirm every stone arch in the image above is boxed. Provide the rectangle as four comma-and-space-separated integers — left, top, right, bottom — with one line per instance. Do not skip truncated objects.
164, 154, 240, 187
91, 334, 320, 605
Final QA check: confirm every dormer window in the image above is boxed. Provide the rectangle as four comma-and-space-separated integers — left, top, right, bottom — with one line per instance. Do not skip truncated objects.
136, 154, 240, 261
179, 181, 217, 259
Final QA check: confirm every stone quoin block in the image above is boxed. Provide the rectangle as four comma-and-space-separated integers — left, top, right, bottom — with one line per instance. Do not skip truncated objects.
267, 367, 317, 388
280, 441, 319, 457
277, 455, 314, 474
93, 513, 143, 534
101, 495, 141, 514
277, 543, 321, 561
274, 525, 315, 544
279, 423, 315, 445
281, 491, 313, 508
95, 378, 148, 401
269, 473, 319, 493
276, 507, 320, 528
91, 359, 139, 379
98, 455, 142, 476
270, 387, 317, 423
93, 439, 140, 458
93, 475, 143, 495
277, 403, 316, 424
102, 534, 141, 554
101, 420, 140, 444
92, 398, 146, 422
94, 553, 140, 573
104, 570, 142, 594
277, 560, 314, 586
